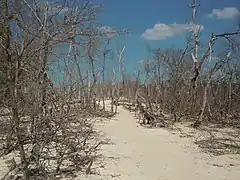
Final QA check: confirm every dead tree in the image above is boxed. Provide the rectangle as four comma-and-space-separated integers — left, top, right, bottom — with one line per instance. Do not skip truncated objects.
190, 0, 240, 127
110, 68, 119, 113
0, 1, 114, 179
118, 46, 125, 100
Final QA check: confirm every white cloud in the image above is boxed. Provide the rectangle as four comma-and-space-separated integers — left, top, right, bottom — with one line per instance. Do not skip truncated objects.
208, 7, 239, 20
141, 23, 204, 40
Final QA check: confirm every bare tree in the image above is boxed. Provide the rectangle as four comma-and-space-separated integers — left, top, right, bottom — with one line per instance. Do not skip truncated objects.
190, 0, 240, 127
0, 0, 121, 179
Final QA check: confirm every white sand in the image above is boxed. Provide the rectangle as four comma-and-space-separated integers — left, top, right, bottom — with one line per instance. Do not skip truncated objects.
79, 102, 240, 180
1, 102, 240, 180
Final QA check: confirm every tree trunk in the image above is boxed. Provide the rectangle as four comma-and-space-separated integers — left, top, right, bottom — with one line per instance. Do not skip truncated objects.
193, 77, 211, 127
2, 0, 14, 152
12, 57, 30, 179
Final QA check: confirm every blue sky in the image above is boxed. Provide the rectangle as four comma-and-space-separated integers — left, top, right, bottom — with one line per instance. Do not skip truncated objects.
49, 0, 239, 78
95, 0, 239, 73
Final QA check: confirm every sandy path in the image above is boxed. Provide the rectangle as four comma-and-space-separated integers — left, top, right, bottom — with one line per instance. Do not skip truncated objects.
1, 103, 239, 180
83, 103, 240, 180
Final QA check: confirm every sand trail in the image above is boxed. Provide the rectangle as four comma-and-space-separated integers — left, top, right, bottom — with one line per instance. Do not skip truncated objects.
0, 103, 239, 180
82, 103, 240, 180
